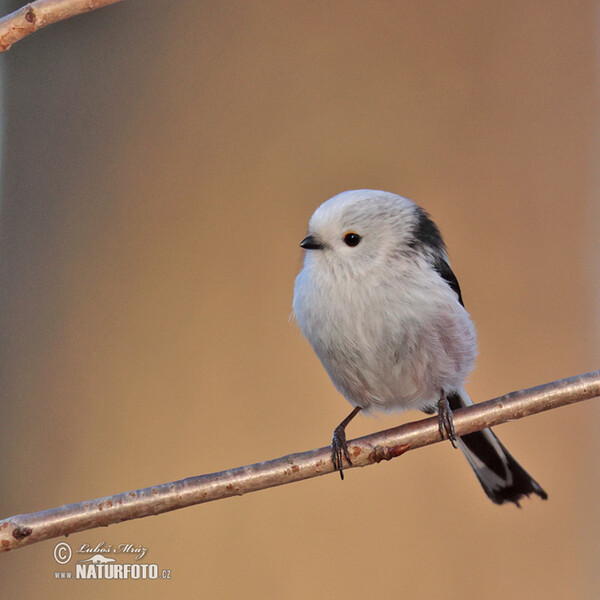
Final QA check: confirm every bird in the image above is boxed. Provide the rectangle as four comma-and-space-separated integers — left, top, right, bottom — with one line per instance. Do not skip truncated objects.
292, 189, 547, 506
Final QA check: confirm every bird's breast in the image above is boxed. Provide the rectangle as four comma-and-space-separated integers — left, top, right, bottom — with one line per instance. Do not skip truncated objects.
294, 262, 477, 412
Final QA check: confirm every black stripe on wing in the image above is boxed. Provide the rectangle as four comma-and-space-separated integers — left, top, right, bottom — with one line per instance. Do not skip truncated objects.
410, 206, 464, 307
433, 256, 465, 307
411, 207, 446, 254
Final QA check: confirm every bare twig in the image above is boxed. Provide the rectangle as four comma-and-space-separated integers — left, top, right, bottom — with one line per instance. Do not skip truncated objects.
1, 370, 598, 552
0, 0, 123, 52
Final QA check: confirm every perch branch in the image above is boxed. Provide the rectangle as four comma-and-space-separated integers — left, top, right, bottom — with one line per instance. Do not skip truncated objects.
0, 0, 123, 52
1, 370, 599, 552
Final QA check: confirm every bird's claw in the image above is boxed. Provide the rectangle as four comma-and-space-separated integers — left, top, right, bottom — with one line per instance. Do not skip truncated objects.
331, 424, 353, 479
438, 394, 458, 449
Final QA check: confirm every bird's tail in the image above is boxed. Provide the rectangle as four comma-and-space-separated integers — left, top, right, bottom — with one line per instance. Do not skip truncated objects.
448, 390, 548, 506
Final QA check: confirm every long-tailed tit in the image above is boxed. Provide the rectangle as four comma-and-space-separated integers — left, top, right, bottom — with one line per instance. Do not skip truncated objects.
293, 189, 547, 505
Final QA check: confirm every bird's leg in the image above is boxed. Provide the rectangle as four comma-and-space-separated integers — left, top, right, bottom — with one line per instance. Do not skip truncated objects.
331, 406, 362, 480
437, 391, 458, 449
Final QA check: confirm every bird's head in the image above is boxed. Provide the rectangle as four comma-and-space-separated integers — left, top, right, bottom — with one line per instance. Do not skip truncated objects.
299, 189, 443, 279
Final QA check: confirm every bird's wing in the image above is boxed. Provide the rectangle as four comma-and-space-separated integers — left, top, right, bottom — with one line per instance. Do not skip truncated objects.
432, 255, 465, 307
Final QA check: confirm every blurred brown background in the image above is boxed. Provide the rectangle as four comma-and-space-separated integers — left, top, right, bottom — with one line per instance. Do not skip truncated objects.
1, 1, 599, 598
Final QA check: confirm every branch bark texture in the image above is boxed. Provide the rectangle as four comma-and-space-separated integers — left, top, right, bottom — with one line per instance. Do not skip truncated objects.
0, 0, 123, 52
1, 370, 598, 552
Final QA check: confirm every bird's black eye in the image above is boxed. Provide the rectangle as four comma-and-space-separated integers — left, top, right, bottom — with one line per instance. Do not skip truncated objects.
343, 232, 361, 247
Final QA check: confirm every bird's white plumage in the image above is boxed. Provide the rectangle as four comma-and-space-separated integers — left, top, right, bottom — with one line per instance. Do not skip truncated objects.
293, 189, 477, 414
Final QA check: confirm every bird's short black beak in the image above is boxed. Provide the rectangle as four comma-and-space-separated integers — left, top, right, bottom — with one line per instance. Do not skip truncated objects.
299, 235, 325, 250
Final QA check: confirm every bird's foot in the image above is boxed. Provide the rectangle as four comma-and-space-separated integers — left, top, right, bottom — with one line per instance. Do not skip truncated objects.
437, 393, 458, 449
331, 424, 353, 480
330, 406, 362, 479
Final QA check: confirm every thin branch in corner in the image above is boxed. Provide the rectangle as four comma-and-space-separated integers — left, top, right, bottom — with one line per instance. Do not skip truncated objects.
0, 370, 598, 553
0, 0, 123, 52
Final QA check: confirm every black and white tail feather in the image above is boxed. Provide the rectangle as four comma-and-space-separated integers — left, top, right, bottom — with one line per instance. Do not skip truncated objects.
446, 389, 547, 506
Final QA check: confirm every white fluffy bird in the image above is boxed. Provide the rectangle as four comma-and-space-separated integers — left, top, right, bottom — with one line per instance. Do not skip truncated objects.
293, 189, 547, 505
